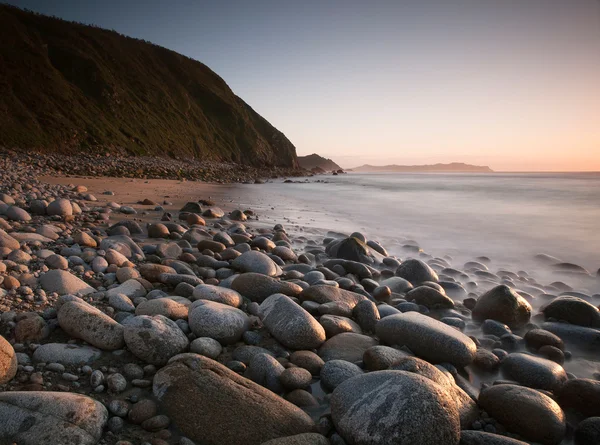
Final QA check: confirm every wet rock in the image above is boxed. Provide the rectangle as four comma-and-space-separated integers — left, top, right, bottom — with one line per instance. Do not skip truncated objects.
153, 354, 314, 445
406, 286, 454, 309
260, 294, 326, 350
542, 296, 600, 328
524, 329, 564, 351
58, 300, 125, 350
318, 332, 378, 363
472, 285, 532, 329
192, 284, 243, 308
232, 251, 283, 276
123, 315, 189, 365
0, 391, 108, 445
331, 370, 460, 445
479, 384, 566, 445
395, 259, 439, 285
556, 378, 600, 417
501, 353, 567, 390
376, 312, 476, 367
231, 273, 303, 303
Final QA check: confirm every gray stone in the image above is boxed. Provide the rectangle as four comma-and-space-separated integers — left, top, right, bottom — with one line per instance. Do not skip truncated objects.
190, 337, 222, 359
0, 391, 108, 445
135, 297, 190, 320
541, 322, 600, 353
232, 251, 282, 276
542, 296, 600, 328
407, 285, 454, 309
501, 352, 567, 390
109, 293, 135, 312
153, 354, 314, 445
58, 300, 125, 350
395, 259, 439, 285
479, 384, 566, 445
459, 431, 531, 445
260, 433, 330, 445
331, 370, 460, 445
320, 359, 363, 392
300, 285, 367, 308
320, 314, 362, 337
318, 332, 378, 363
472, 285, 532, 329
246, 353, 285, 393
32, 343, 102, 366
556, 378, 600, 417
188, 300, 249, 345
260, 294, 326, 350
362, 345, 409, 371
192, 284, 243, 308
231, 273, 303, 303
106, 279, 147, 299
376, 312, 476, 367
352, 300, 380, 333
123, 315, 189, 365
40, 269, 95, 296
379, 276, 414, 294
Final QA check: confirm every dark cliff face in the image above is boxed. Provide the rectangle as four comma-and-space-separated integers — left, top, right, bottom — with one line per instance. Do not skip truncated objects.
0, 5, 298, 168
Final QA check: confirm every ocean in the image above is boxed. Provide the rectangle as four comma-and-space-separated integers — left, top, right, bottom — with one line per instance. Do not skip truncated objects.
249, 172, 600, 295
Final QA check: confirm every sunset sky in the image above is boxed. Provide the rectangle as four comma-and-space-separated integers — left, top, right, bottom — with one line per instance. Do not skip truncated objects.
8, 0, 600, 171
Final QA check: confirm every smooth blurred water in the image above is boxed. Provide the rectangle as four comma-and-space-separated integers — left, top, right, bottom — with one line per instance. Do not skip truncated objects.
252, 172, 600, 291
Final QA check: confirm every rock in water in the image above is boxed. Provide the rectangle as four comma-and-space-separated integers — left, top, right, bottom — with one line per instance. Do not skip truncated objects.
395, 259, 439, 285
152, 354, 314, 445
542, 296, 600, 328
40, 269, 95, 295
260, 294, 326, 350
376, 312, 476, 367
58, 300, 125, 350
123, 315, 189, 365
0, 391, 108, 445
0, 335, 17, 384
479, 384, 566, 445
331, 370, 460, 445
472, 285, 532, 329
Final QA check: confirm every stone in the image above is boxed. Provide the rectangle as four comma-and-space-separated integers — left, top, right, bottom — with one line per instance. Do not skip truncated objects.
459, 431, 531, 445
376, 312, 476, 367
541, 322, 600, 353
479, 384, 566, 445
320, 314, 362, 337
246, 353, 285, 393
40, 269, 95, 295
0, 229, 19, 250
406, 285, 454, 309
32, 343, 101, 366
501, 353, 567, 390
379, 276, 413, 294
260, 294, 326, 350
289, 351, 324, 375
58, 300, 125, 350
574, 417, 600, 445
318, 332, 378, 363
188, 300, 249, 345
0, 391, 108, 445
352, 300, 380, 333
320, 359, 363, 392
331, 370, 460, 445
153, 354, 314, 445
542, 296, 600, 328
148, 223, 170, 238
6, 205, 31, 221
139, 263, 177, 282
231, 273, 303, 303
107, 373, 127, 392
192, 284, 243, 308
124, 315, 189, 365
279, 367, 312, 391
472, 285, 532, 329
0, 335, 17, 384
524, 329, 564, 351
556, 378, 600, 417
326, 236, 374, 263
128, 399, 158, 424
395, 259, 439, 285
232, 251, 283, 276
47, 198, 73, 216
260, 433, 330, 445
106, 279, 147, 299
135, 298, 190, 320
190, 337, 222, 359
44, 254, 68, 270
300, 285, 367, 308
362, 345, 409, 371
109, 293, 135, 312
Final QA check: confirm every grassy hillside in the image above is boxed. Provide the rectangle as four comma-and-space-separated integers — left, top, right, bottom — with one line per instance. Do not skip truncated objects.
0, 4, 298, 167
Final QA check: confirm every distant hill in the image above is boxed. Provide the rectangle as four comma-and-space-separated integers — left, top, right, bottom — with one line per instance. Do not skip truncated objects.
0, 5, 297, 167
298, 154, 342, 172
350, 162, 493, 173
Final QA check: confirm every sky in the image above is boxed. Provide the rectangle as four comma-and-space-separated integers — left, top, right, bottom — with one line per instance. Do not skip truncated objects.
6, 0, 600, 171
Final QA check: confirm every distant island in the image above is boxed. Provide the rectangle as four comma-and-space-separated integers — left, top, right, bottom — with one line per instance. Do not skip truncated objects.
349, 162, 493, 173
297, 154, 342, 173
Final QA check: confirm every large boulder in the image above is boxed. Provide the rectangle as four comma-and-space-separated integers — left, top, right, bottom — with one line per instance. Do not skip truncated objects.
331, 370, 460, 445
232, 251, 282, 276
123, 315, 189, 365
376, 312, 476, 367
260, 294, 325, 350
153, 354, 314, 445
0, 335, 17, 384
231, 273, 303, 303
395, 259, 439, 285
479, 384, 566, 445
0, 391, 108, 445
58, 300, 125, 350
188, 300, 249, 345
542, 296, 600, 328
472, 285, 532, 329
40, 269, 95, 296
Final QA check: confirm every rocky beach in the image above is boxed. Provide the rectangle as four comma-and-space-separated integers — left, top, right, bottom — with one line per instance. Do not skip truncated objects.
0, 152, 598, 445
